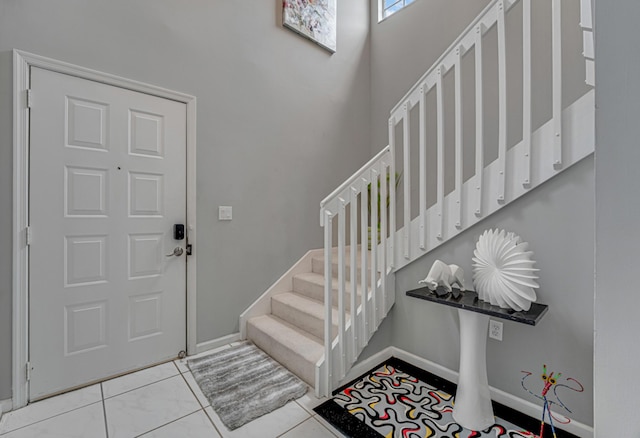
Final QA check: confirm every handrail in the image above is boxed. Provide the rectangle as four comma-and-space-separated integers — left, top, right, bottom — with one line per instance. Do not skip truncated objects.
320, 145, 391, 209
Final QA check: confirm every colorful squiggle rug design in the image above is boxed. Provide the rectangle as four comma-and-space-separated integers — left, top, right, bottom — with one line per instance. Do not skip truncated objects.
318, 362, 538, 438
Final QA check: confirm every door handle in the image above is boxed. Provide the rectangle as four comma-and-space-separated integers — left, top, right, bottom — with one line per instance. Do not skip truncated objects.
166, 247, 184, 257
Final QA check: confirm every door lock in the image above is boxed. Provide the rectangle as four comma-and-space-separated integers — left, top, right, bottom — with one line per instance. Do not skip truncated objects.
174, 224, 185, 240
166, 247, 184, 257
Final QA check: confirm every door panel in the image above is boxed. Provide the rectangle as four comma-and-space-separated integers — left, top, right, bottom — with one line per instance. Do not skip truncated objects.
29, 67, 187, 399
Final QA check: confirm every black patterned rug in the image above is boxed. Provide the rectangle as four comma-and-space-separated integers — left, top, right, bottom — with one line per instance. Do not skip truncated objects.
315, 358, 579, 438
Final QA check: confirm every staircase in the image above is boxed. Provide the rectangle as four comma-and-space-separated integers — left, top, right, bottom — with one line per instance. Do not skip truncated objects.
241, 247, 369, 387
241, 0, 595, 398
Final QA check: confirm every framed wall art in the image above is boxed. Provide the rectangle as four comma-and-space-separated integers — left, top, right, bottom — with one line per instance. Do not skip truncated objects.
283, 0, 337, 53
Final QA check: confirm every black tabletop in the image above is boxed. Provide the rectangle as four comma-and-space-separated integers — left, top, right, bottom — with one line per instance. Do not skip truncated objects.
406, 286, 548, 326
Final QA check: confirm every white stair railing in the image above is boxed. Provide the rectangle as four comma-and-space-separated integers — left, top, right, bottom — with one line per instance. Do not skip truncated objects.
317, 146, 395, 397
389, 0, 563, 263
580, 0, 595, 86
388, 0, 594, 270
317, 0, 594, 397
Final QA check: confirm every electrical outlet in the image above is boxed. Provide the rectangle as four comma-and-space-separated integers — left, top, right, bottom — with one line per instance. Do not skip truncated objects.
489, 320, 503, 341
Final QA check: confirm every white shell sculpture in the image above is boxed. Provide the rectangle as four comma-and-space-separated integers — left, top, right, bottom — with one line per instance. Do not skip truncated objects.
472, 229, 539, 311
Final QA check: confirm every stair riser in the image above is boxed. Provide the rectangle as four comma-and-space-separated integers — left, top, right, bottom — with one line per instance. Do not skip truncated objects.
247, 322, 316, 386
292, 277, 363, 310
272, 298, 339, 340
312, 257, 371, 282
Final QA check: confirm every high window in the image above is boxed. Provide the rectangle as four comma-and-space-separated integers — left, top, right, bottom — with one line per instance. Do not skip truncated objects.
380, 0, 416, 20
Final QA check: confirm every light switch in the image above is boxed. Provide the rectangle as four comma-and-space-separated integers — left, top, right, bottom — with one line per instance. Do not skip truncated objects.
218, 206, 233, 221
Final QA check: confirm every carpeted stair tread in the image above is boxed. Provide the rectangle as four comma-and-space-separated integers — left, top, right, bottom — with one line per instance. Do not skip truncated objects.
312, 254, 372, 281
247, 314, 323, 386
272, 292, 346, 339
292, 272, 364, 309
244, 246, 377, 389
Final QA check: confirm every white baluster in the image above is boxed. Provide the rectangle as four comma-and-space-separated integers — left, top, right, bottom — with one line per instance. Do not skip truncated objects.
418, 85, 427, 250
359, 178, 368, 348
475, 25, 484, 218
580, 0, 594, 87
454, 46, 463, 229
436, 66, 445, 240
370, 168, 379, 331
388, 119, 396, 269
350, 187, 358, 361
523, 0, 532, 188
337, 198, 346, 379
580, 0, 593, 29
402, 104, 411, 259
552, 0, 563, 168
380, 162, 388, 319
323, 210, 333, 395
497, 1, 507, 204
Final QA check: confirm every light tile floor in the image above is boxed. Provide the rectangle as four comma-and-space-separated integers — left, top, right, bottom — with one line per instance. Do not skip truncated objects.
0, 345, 344, 438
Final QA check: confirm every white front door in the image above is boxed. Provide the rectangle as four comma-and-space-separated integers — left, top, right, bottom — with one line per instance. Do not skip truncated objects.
28, 67, 188, 399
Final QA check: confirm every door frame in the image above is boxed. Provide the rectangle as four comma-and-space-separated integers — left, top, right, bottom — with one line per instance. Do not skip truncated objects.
12, 49, 198, 408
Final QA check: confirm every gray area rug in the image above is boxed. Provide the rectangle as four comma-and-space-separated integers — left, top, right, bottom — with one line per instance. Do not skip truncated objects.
187, 341, 308, 430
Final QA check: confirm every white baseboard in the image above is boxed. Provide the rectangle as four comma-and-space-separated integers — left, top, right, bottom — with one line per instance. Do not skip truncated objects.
489, 385, 593, 437
195, 332, 242, 355
338, 347, 593, 438
339, 347, 395, 386
0, 398, 12, 419
391, 348, 460, 385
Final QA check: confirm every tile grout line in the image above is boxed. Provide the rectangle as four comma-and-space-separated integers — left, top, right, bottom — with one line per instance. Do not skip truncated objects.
275, 405, 315, 438
179, 343, 238, 437
178, 370, 223, 437
100, 383, 109, 438
291, 392, 342, 438
0, 399, 105, 435
202, 408, 223, 438
103, 364, 214, 437
102, 373, 181, 401
171, 360, 185, 374
312, 414, 343, 437
183, 343, 320, 437
3, 361, 197, 437
178, 371, 207, 409
132, 409, 202, 438
102, 362, 214, 438
275, 418, 309, 438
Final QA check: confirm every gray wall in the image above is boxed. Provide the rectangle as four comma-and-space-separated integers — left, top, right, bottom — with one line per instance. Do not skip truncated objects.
594, 0, 640, 433
370, 0, 491, 156
0, 0, 372, 400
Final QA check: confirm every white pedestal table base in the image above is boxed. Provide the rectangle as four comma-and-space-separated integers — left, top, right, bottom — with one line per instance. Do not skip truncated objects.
452, 309, 495, 431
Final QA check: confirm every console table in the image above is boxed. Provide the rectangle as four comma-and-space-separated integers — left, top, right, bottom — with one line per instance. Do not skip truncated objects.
406, 286, 548, 431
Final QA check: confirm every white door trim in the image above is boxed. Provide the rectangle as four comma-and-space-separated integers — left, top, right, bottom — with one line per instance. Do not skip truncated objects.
12, 49, 198, 409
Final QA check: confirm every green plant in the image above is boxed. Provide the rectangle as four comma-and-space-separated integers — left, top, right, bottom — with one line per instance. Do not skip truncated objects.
367, 172, 402, 228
